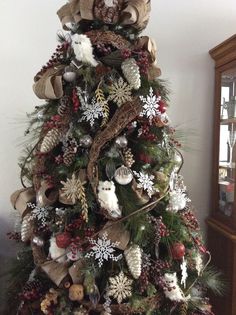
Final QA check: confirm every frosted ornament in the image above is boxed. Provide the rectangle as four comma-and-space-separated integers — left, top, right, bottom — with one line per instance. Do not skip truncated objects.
32, 236, 44, 247
63, 66, 77, 82
114, 165, 133, 185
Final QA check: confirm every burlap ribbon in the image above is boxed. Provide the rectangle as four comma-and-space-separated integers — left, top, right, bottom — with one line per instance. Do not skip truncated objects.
37, 180, 59, 207
33, 65, 65, 100
57, 0, 151, 30
10, 187, 35, 218
57, 0, 95, 30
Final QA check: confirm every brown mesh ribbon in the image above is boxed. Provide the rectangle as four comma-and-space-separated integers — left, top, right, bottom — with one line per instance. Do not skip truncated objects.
87, 98, 142, 196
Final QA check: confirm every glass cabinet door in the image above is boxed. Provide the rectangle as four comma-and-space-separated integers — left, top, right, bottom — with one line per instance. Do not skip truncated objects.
219, 67, 236, 217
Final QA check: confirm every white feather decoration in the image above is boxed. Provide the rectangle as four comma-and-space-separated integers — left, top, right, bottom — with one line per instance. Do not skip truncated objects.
49, 236, 66, 264
71, 34, 98, 67
98, 181, 121, 218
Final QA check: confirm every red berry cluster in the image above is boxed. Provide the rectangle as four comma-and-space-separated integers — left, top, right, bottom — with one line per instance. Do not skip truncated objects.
135, 50, 150, 74
39, 42, 70, 76
96, 43, 112, 56
150, 260, 172, 288
65, 218, 84, 232
121, 49, 132, 59
72, 88, 80, 112
139, 267, 150, 293
139, 152, 152, 164
43, 114, 62, 130
7, 232, 21, 242
55, 154, 63, 165
181, 210, 200, 231
20, 280, 43, 302
158, 100, 166, 114
139, 123, 157, 141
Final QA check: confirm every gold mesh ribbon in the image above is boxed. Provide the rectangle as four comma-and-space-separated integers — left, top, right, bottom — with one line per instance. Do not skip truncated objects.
33, 65, 65, 100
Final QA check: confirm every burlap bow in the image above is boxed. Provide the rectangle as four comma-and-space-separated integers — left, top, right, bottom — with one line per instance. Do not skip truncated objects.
57, 0, 151, 31
33, 65, 65, 100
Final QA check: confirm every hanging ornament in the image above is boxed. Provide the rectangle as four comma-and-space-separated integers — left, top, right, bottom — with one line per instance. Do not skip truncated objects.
55, 232, 71, 249
97, 181, 121, 219
107, 271, 133, 304
115, 135, 128, 148
108, 77, 133, 107
69, 284, 84, 302
71, 34, 98, 67
63, 145, 77, 166
124, 244, 142, 279
32, 236, 44, 247
114, 165, 133, 185
63, 65, 77, 82
79, 134, 93, 148
123, 147, 135, 168
171, 242, 186, 260
163, 273, 186, 302
40, 128, 62, 153
21, 213, 33, 242
121, 58, 141, 90
180, 257, 188, 288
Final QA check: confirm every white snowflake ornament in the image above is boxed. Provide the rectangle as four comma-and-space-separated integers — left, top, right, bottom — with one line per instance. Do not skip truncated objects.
107, 271, 133, 304
85, 232, 122, 267
133, 171, 155, 197
80, 97, 104, 127
139, 87, 162, 122
27, 203, 51, 226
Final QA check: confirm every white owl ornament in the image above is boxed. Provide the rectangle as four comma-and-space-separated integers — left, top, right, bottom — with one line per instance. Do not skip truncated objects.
98, 181, 121, 219
71, 34, 98, 67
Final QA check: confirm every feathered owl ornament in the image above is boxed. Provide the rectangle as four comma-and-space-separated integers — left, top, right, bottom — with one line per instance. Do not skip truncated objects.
71, 34, 98, 67
98, 181, 122, 219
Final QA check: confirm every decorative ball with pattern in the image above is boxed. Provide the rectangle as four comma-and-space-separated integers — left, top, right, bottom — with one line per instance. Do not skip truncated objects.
171, 242, 186, 260
56, 232, 71, 248
114, 165, 133, 185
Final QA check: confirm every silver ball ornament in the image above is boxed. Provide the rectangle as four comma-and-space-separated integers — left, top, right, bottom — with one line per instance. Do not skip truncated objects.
63, 66, 77, 82
114, 165, 133, 185
79, 135, 93, 148
173, 151, 183, 172
32, 236, 44, 247
115, 136, 128, 148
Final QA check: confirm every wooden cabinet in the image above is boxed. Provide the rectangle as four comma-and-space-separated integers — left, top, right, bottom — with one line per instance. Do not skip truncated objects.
207, 35, 236, 315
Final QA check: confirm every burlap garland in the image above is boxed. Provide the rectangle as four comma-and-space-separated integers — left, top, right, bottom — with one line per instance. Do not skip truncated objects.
33, 65, 65, 100
57, 0, 151, 31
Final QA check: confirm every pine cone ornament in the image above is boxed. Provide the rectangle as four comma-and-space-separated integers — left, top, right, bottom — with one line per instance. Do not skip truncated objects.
121, 58, 141, 90
40, 128, 62, 153
21, 213, 33, 242
63, 146, 77, 166
124, 244, 142, 279
73, 307, 89, 315
21, 280, 43, 301
123, 147, 135, 167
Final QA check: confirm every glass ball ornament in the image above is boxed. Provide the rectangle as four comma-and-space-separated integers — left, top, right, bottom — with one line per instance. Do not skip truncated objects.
115, 135, 128, 148
32, 236, 44, 247
79, 135, 93, 148
114, 165, 133, 185
63, 66, 77, 82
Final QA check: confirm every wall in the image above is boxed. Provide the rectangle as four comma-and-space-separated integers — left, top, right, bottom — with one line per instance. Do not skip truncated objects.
0, 0, 235, 257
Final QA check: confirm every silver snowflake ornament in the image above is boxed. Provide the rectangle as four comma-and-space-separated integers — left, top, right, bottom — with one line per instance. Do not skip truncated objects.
139, 87, 162, 122
27, 203, 51, 226
80, 97, 104, 127
85, 232, 122, 267
107, 271, 133, 304
108, 77, 132, 107
133, 171, 155, 198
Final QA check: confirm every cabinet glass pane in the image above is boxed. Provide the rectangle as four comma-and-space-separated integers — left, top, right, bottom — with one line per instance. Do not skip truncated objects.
219, 67, 236, 217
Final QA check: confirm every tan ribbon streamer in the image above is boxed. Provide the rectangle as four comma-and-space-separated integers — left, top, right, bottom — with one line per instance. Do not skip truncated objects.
33, 65, 65, 100
37, 180, 59, 207
41, 261, 68, 287
10, 187, 35, 217
121, 0, 151, 30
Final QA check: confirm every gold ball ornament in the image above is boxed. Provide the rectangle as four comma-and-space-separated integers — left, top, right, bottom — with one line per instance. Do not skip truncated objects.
69, 284, 84, 302
114, 165, 133, 185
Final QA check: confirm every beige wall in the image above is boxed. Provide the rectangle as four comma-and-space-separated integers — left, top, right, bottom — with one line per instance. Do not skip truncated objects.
0, 0, 236, 256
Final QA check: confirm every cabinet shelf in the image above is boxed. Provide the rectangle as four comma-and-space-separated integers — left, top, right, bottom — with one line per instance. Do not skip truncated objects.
220, 118, 236, 124
219, 162, 235, 169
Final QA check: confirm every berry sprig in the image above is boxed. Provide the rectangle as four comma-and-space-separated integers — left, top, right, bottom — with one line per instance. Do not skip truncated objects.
72, 88, 80, 112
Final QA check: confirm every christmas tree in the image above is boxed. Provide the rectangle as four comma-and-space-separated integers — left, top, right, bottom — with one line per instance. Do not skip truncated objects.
7, 1, 223, 314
